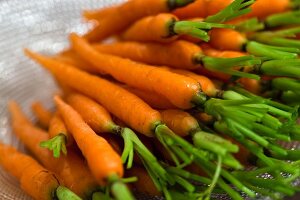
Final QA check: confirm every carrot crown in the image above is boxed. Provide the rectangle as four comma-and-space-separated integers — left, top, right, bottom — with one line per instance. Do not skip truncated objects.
265, 10, 300, 27
167, 0, 195, 10
56, 186, 82, 200
40, 134, 67, 158
205, 0, 255, 23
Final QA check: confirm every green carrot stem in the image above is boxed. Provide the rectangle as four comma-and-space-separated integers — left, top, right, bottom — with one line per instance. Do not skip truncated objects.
40, 134, 67, 158
243, 183, 281, 200
92, 192, 111, 200
173, 21, 233, 42
290, 125, 300, 140
201, 55, 261, 80
272, 150, 300, 161
221, 154, 244, 170
56, 186, 82, 200
253, 123, 291, 142
264, 10, 300, 27
246, 41, 299, 60
167, 0, 195, 10
281, 91, 300, 106
205, 0, 255, 23
108, 174, 135, 200
235, 18, 265, 32
254, 35, 300, 49
272, 78, 300, 92
173, 175, 196, 192
258, 59, 300, 78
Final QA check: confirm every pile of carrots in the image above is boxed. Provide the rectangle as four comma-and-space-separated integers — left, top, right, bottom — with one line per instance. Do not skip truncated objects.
2, 0, 300, 199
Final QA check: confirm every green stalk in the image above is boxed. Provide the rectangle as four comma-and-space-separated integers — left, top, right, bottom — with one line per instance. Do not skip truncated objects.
167, 0, 195, 10
108, 174, 135, 200
92, 192, 111, 200
264, 10, 300, 27
235, 17, 265, 32
253, 33, 300, 48
56, 186, 82, 200
272, 150, 300, 161
40, 134, 67, 158
246, 41, 299, 60
173, 21, 234, 42
290, 125, 300, 140
259, 59, 300, 78
201, 55, 262, 80
272, 77, 300, 92
281, 91, 300, 105
205, 0, 255, 23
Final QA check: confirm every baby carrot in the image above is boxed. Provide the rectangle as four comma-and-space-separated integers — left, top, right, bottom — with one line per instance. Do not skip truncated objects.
121, 13, 232, 43
40, 113, 73, 158
0, 143, 81, 200
54, 96, 134, 200
31, 101, 52, 129
9, 101, 99, 199
83, 0, 195, 42
172, 0, 207, 19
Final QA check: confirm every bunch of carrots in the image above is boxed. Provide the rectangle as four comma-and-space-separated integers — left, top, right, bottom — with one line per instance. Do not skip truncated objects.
2, 0, 300, 199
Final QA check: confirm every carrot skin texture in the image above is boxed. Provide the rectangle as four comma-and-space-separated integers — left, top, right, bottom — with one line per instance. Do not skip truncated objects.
121, 13, 178, 43
70, 34, 201, 109
9, 101, 98, 198
172, 0, 207, 19
55, 96, 124, 184
161, 109, 199, 137
31, 101, 52, 128
25, 49, 161, 137
84, 0, 173, 42
209, 29, 247, 51
0, 143, 59, 200
66, 93, 115, 133
93, 40, 202, 70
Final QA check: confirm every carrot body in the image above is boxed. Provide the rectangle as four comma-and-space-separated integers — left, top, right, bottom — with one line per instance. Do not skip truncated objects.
93, 40, 202, 70
205, 0, 234, 17
121, 13, 178, 43
25, 49, 161, 136
66, 93, 115, 133
9, 101, 98, 198
209, 29, 247, 51
161, 109, 199, 137
84, 0, 175, 42
0, 143, 59, 200
31, 101, 52, 128
245, 0, 290, 19
172, 0, 207, 19
49, 113, 72, 145
55, 96, 123, 185
71, 34, 201, 109
124, 86, 176, 109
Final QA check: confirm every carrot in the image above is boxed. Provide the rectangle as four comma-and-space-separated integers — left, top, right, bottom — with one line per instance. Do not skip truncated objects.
31, 101, 52, 128
83, 0, 195, 42
172, 0, 207, 19
25, 48, 290, 199
0, 143, 81, 200
121, 13, 232, 43
40, 112, 73, 158
54, 96, 124, 181
123, 86, 176, 109
8, 101, 99, 199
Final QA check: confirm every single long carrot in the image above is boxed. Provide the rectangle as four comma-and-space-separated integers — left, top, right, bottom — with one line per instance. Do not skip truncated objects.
0, 143, 81, 200
31, 101, 52, 129
8, 101, 99, 199
25, 48, 293, 199
83, 0, 195, 42
54, 96, 124, 183
120, 13, 231, 43
40, 113, 73, 158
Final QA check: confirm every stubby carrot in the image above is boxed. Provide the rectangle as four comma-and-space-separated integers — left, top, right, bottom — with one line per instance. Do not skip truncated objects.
25, 49, 258, 200
40, 113, 73, 158
0, 143, 81, 200
120, 13, 232, 43
54, 96, 134, 200
83, 0, 195, 42
31, 101, 52, 128
9, 101, 99, 199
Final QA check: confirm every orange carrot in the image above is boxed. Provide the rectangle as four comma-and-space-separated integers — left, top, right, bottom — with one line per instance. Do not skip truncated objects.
93, 40, 203, 70
205, 0, 234, 17
40, 112, 73, 158
0, 143, 81, 200
54, 96, 124, 184
31, 101, 52, 128
122, 85, 176, 109
172, 0, 207, 19
209, 28, 247, 51
8, 101, 98, 199
160, 109, 199, 137
83, 0, 195, 42
70, 34, 202, 109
